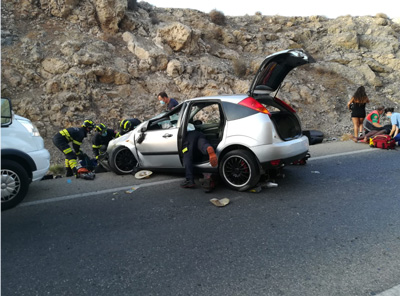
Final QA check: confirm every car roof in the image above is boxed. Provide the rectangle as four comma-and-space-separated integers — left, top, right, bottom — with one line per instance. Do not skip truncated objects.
186, 94, 248, 104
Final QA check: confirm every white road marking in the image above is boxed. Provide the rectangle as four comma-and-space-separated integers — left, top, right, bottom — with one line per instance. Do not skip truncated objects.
376, 284, 400, 296
20, 178, 182, 207
308, 148, 378, 161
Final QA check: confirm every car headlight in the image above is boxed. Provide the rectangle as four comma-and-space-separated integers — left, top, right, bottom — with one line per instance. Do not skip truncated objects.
20, 120, 41, 137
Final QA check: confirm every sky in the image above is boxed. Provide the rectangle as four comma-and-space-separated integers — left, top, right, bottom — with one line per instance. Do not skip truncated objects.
145, 0, 399, 19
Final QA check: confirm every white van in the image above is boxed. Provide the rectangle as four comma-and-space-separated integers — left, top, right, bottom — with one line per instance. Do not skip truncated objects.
1, 98, 50, 210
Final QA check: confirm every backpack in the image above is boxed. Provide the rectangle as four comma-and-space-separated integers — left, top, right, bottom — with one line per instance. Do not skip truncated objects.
369, 134, 396, 150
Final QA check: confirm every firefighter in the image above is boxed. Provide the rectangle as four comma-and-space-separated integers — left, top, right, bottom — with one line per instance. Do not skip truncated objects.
117, 118, 141, 136
92, 123, 119, 163
52, 119, 95, 177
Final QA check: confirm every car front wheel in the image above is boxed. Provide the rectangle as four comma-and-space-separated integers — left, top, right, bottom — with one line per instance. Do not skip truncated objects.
219, 149, 260, 191
109, 146, 137, 175
1, 160, 30, 210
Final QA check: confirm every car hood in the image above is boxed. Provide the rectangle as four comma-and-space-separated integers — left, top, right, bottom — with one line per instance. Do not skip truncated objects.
248, 49, 315, 96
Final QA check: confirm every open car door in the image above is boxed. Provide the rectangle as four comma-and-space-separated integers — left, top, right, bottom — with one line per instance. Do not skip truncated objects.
134, 104, 186, 168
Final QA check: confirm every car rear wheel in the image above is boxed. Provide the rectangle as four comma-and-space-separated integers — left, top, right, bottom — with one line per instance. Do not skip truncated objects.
109, 146, 137, 175
1, 160, 30, 210
219, 149, 260, 191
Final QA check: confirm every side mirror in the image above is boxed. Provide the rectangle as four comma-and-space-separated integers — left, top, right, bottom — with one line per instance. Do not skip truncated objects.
1, 98, 13, 127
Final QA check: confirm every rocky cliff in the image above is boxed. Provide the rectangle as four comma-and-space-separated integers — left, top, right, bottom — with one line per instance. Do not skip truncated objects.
2, 0, 400, 165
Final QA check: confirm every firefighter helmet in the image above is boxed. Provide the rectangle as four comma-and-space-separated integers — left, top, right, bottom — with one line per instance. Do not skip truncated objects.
95, 123, 108, 136
82, 119, 95, 130
120, 119, 132, 134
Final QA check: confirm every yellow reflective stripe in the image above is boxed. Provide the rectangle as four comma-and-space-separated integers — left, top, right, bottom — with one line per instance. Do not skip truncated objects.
92, 144, 102, 149
65, 159, 70, 168
59, 129, 73, 141
182, 147, 188, 153
68, 159, 77, 169
63, 147, 73, 154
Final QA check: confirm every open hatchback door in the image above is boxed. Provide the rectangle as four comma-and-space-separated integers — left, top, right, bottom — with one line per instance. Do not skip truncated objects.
248, 49, 315, 96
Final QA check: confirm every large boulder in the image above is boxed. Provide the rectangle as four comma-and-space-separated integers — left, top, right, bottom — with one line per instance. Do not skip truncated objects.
93, 0, 127, 33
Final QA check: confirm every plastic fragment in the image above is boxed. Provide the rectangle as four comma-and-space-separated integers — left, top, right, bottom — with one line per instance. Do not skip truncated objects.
265, 181, 278, 188
125, 187, 136, 194
210, 198, 230, 207
248, 186, 262, 193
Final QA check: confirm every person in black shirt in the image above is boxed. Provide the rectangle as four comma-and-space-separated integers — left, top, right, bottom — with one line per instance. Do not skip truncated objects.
347, 86, 370, 137
52, 119, 95, 177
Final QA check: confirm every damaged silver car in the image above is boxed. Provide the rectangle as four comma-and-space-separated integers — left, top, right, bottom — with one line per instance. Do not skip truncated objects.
105, 49, 315, 191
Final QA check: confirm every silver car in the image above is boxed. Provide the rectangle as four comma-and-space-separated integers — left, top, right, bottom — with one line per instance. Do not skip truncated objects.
105, 49, 315, 191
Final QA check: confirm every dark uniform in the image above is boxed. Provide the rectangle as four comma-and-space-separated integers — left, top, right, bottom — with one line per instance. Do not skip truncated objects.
92, 128, 119, 159
118, 118, 141, 136
181, 130, 218, 188
53, 127, 88, 174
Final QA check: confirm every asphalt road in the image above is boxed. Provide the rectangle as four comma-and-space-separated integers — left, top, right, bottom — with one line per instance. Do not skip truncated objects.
2, 141, 400, 296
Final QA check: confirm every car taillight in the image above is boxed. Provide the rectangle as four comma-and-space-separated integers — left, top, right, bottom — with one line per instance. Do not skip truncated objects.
239, 97, 270, 115
274, 97, 296, 113
270, 159, 281, 166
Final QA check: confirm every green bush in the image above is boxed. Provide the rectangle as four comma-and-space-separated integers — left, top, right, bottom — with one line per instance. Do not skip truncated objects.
48, 164, 65, 175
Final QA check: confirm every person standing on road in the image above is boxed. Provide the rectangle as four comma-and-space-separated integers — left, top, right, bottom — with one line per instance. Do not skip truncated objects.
157, 92, 179, 111
347, 86, 370, 137
53, 120, 95, 177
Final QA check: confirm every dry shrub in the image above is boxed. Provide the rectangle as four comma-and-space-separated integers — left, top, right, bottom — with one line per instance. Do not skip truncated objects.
232, 59, 247, 78
209, 9, 226, 26
149, 12, 160, 25
212, 26, 224, 41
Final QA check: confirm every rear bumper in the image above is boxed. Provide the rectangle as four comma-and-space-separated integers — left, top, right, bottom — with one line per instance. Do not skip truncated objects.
251, 135, 309, 165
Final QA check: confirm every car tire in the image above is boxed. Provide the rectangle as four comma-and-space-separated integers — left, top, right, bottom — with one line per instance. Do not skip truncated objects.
1, 160, 30, 211
109, 146, 137, 175
219, 149, 260, 191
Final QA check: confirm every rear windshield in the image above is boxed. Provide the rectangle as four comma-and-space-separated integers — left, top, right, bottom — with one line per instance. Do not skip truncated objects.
222, 101, 258, 121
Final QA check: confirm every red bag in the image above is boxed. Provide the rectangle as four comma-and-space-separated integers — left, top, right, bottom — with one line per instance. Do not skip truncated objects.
369, 135, 396, 150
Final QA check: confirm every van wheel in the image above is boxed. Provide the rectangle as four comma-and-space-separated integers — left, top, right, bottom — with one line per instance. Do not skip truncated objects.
109, 146, 137, 175
1, 160, 30, 210
219, 150, 260, 191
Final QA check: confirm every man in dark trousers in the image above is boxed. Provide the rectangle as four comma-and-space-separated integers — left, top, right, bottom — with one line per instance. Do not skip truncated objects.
52, 119, 95, 177
181, 130, 218, 189
157, 91, 179, 111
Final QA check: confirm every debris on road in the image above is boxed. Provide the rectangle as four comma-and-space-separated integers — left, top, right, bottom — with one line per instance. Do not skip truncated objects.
210, 198, 230, 207
134, 170, 153, 179
125, 187, 137, 193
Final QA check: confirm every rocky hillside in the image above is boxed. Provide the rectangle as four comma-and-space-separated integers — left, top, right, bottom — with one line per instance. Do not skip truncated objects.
2, 0, 400, 165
